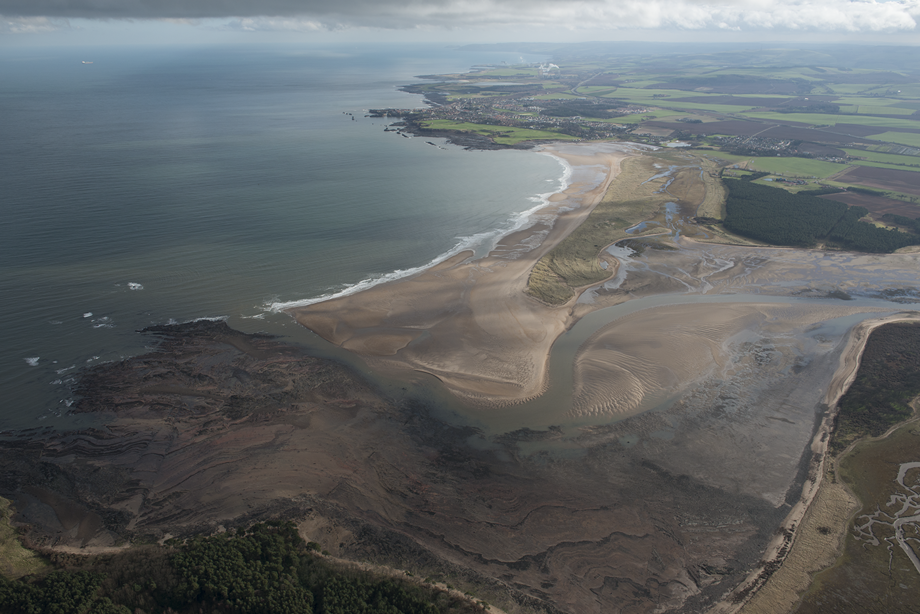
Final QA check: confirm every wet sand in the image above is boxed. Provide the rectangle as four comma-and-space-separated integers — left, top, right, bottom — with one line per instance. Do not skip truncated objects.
11, 141, 920, 612
289, 142, 636, 404
725, 313, 920, 614
284, 143, 920, 611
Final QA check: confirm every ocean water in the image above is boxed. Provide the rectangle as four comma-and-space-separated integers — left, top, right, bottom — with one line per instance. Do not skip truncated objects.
0, 43, 562, 430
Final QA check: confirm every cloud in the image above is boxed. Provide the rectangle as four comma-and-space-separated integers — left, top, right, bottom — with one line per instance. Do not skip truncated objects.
1, 0, 918, 33
0, 14, 68, 32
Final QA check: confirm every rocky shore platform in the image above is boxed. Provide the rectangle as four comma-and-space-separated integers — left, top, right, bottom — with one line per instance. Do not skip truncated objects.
0, 320, 786, 613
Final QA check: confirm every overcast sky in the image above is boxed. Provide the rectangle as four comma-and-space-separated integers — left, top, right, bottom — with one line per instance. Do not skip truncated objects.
2, 0, 920, 46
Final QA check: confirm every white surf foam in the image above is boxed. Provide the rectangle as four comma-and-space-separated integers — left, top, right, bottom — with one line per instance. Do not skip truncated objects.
268, 153, 572, 313
24, 357, 40, 367
187, 315, 229, 323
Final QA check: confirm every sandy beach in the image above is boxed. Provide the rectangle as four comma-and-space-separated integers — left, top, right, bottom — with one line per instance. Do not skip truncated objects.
13, 140, 920, 613
289, 142, 635, 404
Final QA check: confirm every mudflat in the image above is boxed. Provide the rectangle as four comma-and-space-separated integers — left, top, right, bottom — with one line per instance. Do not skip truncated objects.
7, 144, 920, 614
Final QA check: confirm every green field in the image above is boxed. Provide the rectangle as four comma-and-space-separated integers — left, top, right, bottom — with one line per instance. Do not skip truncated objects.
742, 111, 920, 131
659, 101, 761, 114
420, 120, 577, 144
746, 157, 848, 179
605, 110, 684, 123
823, 96, 897, 106
576, 85, 618, 95
472, 67, 540, 78
844, 148, 920, 164
866, 130, 920, 148
531, 93, 581, 100
598, 87, 713, 101
850, 159, 920, 173
854, 105, 917, 115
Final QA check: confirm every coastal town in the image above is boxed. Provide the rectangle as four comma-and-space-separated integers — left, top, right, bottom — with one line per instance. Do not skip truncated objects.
370, 96, 637, 144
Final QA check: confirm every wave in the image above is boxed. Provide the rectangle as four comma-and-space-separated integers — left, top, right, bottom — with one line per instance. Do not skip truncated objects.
268, 153, 571, 313
165, 315, 230, 325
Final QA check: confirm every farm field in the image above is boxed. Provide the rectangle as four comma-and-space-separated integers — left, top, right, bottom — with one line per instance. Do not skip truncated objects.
393, 44, 920, 238
834, 165, 920, 197
867, 130, 920, 148
744, 157, 847, 179
820, 191, 920, 219
844, 148, 920, 164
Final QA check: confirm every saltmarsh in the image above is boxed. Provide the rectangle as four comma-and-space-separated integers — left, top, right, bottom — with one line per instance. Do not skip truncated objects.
526, 152, 713, 305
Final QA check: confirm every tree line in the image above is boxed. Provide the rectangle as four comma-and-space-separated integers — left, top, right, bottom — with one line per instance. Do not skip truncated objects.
830, 322, 920, 453
722, 179, 920, 252
0, 522, 485, 614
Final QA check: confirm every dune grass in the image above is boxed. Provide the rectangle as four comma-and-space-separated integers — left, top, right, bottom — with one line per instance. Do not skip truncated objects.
526, 155, 677, 304
0, 497, 49, 579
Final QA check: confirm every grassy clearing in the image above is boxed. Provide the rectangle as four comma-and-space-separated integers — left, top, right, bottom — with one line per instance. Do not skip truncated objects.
0, 496, 49, 579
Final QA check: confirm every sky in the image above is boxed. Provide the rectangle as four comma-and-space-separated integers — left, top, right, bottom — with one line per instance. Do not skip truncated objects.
2, 0, 920, 46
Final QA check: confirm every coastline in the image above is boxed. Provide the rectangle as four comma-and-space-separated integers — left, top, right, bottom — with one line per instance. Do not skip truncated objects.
270, 150, 574, 313
287, 142, 634, 405
720, 312, 920, 613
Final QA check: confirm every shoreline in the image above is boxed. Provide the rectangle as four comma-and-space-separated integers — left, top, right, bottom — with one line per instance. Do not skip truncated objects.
270, 149, 574, 314
287, 142, 635, 405
719, 312, 920, 613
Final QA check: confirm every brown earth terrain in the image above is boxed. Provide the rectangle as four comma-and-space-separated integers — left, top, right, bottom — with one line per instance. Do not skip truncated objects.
834, 165, 920, 197
819, 191, 920, 218
0, 320, 786, 614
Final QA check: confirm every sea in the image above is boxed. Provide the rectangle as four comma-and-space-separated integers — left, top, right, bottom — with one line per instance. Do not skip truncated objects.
0, 43, 563, 431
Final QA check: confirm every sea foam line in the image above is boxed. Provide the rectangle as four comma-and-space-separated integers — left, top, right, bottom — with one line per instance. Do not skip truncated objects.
268, 153, 571, 313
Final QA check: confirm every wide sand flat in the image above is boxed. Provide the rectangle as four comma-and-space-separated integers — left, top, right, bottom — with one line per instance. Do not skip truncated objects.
290, 143, 635, 403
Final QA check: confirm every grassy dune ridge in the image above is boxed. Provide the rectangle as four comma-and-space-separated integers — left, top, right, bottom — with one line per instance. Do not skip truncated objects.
526, 155, 675, 304
526, 151, 727, 305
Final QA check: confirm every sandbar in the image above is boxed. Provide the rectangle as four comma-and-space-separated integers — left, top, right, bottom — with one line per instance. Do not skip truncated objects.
289, 142, 636, 404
